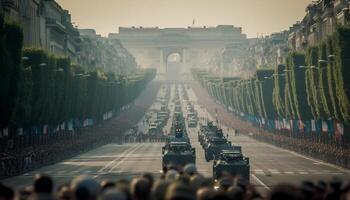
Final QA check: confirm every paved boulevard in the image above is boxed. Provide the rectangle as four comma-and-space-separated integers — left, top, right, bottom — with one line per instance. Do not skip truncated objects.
3, 83, 350, 195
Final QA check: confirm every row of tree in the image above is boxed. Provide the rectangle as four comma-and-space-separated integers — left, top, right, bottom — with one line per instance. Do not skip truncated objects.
0, 17, 156, 132
192, 27, 350, 134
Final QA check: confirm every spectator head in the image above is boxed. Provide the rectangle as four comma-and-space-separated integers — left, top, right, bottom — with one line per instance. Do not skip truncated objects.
99, 189, 127, 200
56, 185, 72, 200
0, 184, 14, 200
189, 175, 206, 191
130, 177, 151, 200
33, 174, 53, 194
227, 186, 244, 200
100, 181, 115, 191
165, 170, 179, 182
301, 181, 316, 199
196, 187, 216, 200
71, 175, 101, 200
217, 177, 233, 191
142, 173, 155, 188
233, 176, 249, 192
115, 179, 131, 200
165, 182, 195, 200
267, 184, 305, 200
183, 164, 197, 176
18, 187, 33, 200
152, 180, 170, 200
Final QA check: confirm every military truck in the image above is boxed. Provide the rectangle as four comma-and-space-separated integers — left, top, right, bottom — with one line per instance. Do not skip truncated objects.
203, 138, 236, 161
188, 116, 198, 128
162, 141, 196, 168
213, 150, 250, 181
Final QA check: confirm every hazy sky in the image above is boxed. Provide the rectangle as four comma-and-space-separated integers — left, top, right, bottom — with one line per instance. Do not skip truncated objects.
57, 0, 312, 38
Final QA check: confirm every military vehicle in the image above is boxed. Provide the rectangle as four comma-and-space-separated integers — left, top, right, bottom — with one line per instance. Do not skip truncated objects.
188, 116, 198, 128
203, 137, 236, 161
162, 141, 196, 168
213, 150, 250, 181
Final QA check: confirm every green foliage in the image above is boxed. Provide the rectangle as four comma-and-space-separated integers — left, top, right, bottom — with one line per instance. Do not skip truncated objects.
332, 27, 350, 122
272, 64, 286, 118
1, 26, 155, 130
192, 27, 350, 125
0, 21, 23, 128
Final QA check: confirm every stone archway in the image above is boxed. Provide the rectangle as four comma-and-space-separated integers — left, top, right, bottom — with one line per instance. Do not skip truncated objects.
158, 47, 188, 80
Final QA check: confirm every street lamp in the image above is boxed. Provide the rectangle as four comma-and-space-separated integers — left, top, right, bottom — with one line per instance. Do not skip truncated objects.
22, 56, 29, 61
298, 65, 316, 69
40, 63, 47, 67
273, 73, 285, 77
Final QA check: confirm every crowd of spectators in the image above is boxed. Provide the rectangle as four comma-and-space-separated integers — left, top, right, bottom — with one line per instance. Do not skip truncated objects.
251, 130, 350, 169
0, 83, 161, 179
1, 163, 349, 200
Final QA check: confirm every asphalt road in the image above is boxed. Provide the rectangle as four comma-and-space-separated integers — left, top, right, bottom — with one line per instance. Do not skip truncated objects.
3, 83, 350, 195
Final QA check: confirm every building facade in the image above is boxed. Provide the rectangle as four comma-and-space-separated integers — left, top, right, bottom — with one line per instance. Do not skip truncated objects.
1, 0, 81, 61
289, 0, 350, 51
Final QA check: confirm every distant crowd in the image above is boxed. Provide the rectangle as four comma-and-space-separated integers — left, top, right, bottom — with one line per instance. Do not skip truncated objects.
251, 130, 350, 169
0, 127, 116, 178
0, 83, 161, 179
1, 163, 349, 200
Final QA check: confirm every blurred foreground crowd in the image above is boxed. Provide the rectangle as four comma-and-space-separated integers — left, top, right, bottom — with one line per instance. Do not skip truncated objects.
1, 164, 350, 200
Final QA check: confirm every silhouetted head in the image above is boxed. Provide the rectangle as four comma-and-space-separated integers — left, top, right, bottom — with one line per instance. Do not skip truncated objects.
268, 184, 305, 200
130, 178, 151, 200
152, 180, 171, 200
196, 187, 217, 200
0, 184, 14, 200
142, 173, 155, 188
34, 174, 53, 194
71, 175, 101, 200
165, 182, 195, 200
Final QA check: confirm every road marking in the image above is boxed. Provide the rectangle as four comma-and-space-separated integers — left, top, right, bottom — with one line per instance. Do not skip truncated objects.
109, 143, 146, 172
251, 174, 270, 190
284, 171, 294, 174
271, 171, 280, 174
98, 144, 138, 173
298, 171, 308, 174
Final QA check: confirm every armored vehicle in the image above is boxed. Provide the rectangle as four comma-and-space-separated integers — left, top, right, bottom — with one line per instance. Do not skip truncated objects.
213, 150, 250, 181
162, 141, 196, 168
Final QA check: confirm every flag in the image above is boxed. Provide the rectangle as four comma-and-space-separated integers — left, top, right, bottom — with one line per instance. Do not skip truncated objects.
337, 123, 344, 135
286, 120, 291, 130
311, 120, 316, 132
298, 120, 304, 132
275, 119, 279, 130
3, 128, 8, 137
327, 120, 334, 135
17, 128, 23, 136
68, 120, 74, 131
322, 121, 328, 132
43, 125, 48, 134
61, 122, 65, 130
283, 118, 287, 129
